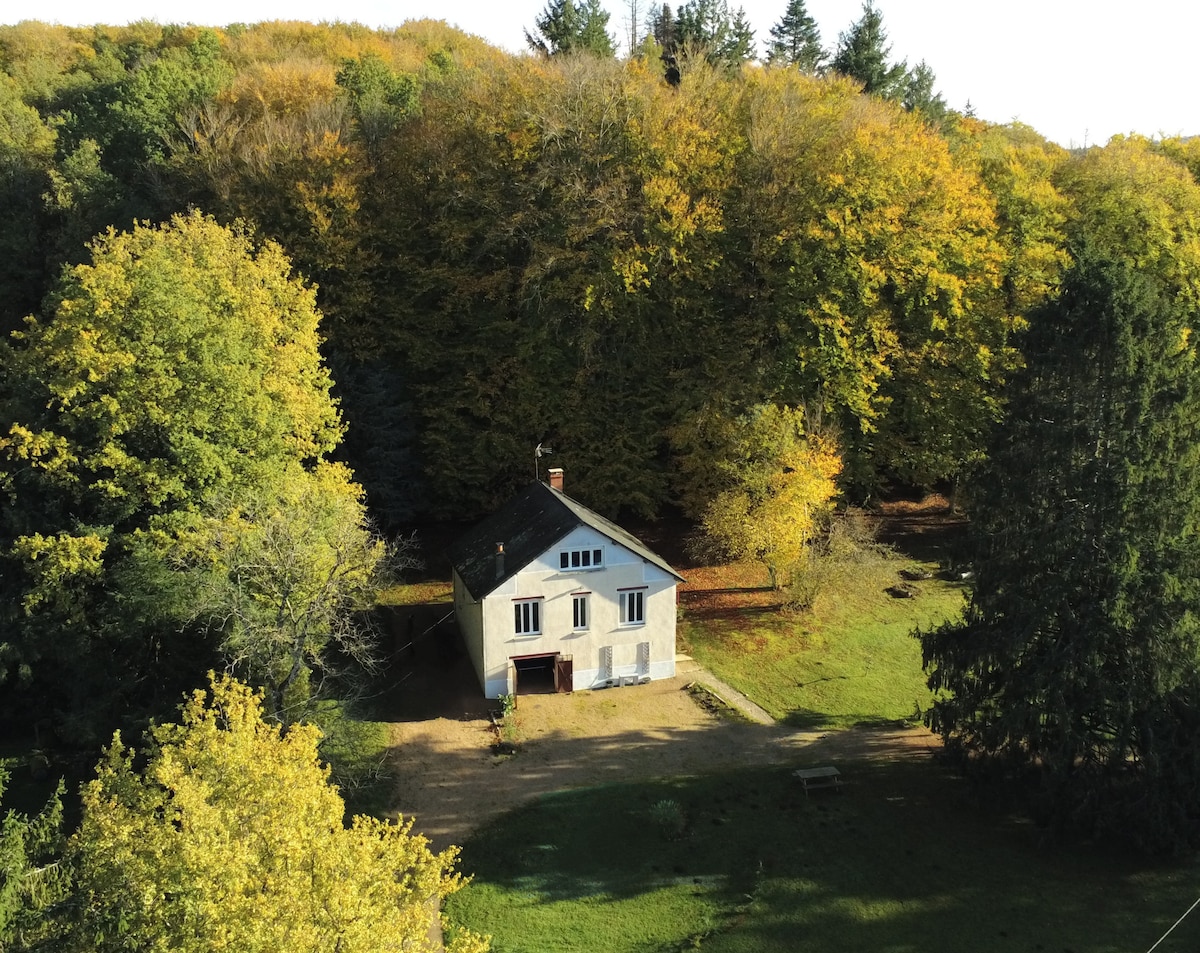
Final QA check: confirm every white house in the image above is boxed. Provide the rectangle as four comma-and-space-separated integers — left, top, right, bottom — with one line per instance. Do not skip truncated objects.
447, 469, 683, 698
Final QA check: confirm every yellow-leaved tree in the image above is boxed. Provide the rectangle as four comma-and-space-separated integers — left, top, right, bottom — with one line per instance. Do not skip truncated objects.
68, 675, 489, 953
700, 404, 841, 589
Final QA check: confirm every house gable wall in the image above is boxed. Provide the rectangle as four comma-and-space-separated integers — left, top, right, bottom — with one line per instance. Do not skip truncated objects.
452, 568, 486, 690
477, 526, 676, 697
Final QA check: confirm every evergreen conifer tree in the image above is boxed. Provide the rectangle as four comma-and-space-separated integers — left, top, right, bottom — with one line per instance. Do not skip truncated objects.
921, 243, 1200, 851
676, 0, 756, 67
766, 0, 825, 72
901, 60, 946, 118
650, 2, 679, 54
525, 0, 616, 57
831, 1, 907, 97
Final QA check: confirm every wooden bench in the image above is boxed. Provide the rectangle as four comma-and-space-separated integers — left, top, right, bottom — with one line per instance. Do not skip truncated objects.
793, 766, 843, 796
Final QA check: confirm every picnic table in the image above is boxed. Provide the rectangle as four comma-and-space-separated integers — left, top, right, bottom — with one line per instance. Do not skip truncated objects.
793, 765, 843, 796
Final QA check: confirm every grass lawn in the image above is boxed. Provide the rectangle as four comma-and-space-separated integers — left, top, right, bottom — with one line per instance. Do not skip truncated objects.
446, 760, 1200, 953
680, 550, 968, 729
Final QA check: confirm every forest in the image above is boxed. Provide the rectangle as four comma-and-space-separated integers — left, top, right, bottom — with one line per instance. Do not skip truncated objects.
4, 0, 1200, 947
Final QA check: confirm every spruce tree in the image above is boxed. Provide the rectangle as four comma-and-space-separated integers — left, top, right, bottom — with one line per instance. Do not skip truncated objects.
650, 2, 678, 55
525, 0, 616, 57
676, 0, 757, 67
831, 1, 907, 97
900, 60, 946, 119
921, 243, 1200, 851
720, 7, 757, 64
766, 0, 825, 72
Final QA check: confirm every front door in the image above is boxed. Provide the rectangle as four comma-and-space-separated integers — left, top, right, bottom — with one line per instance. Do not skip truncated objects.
554, 654, 573, 693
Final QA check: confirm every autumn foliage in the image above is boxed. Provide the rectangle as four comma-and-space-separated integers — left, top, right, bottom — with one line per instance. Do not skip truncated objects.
67, 676, 487, 952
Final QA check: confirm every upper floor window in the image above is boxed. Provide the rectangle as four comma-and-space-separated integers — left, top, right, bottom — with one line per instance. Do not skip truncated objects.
514, 598, 542, 636
572, 594, 589, 630
619, 588, 645, 625
559, 547, 603, 570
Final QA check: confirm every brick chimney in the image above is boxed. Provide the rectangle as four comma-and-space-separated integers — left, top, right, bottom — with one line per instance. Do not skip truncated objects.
548, 468, 564, 492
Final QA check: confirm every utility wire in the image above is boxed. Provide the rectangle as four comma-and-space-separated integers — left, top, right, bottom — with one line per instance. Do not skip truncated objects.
1144, 893, 1200, 953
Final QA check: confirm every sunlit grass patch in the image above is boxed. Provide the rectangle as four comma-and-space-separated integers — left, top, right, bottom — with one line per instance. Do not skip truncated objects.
681, 550, 967, 728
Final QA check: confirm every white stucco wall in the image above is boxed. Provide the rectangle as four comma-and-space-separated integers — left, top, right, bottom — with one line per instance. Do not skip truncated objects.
474, 526, 677, 698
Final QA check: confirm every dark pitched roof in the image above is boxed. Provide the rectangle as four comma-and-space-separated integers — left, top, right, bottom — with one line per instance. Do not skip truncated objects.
447, 481, 683, 601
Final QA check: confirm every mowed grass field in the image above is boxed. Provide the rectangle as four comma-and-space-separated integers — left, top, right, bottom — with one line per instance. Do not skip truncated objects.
679, 552, 967, 728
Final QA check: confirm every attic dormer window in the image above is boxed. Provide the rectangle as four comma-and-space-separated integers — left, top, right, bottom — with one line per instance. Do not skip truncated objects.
559, 547, 603, 571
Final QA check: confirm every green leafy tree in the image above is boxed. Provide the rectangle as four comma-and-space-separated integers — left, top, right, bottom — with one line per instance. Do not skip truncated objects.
830, 1, 907, 97
66, 675, 489, 952
42, 27, 234, 258
525, 0, 616, 57
0, 74, 56, 337
335, 53, 419, 154
0, 770, 69, 951
766, 0, 825, 72
40, 138, 121, 269
173, 464, 395, 721
105, 29, 233, 167
0, 211, 346, 734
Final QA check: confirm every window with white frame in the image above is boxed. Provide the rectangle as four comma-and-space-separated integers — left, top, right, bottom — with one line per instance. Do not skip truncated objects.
559, 547, 603, 570
619, 588, 645, 625
572, 593, 589, 630
514, 598, 542, 636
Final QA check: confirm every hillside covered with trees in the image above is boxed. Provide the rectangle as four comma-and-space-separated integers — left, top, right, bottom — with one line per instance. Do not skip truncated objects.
4, 3, 1200, 945
0, 10, 1072, 525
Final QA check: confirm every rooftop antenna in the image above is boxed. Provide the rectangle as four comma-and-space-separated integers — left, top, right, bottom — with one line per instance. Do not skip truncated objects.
534, 442, 553, 481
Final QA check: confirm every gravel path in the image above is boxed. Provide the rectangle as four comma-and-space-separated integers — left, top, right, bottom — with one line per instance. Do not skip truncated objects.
676, 654, 776, 725
385, 654, 938, 852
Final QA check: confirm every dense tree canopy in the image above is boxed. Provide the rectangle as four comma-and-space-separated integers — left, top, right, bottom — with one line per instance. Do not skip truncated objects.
0, 211, 361, 734
67, 676, 488, 952
0, 18, 1047, 527
357, 53, 1015, 513
0, 7, 1199, 875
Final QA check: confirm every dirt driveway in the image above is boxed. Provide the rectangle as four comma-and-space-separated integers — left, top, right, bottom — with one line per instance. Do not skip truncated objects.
384, 652, 937, 852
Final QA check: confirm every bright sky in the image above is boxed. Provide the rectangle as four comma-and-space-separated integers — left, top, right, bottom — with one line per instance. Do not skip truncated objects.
5, 0, 1196, 149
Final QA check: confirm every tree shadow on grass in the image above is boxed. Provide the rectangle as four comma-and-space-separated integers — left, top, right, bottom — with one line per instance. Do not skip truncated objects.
781, 707, 919, 732
682, 602, 787, 623
447, 756, 1190, 953
876, 508, 969, 566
